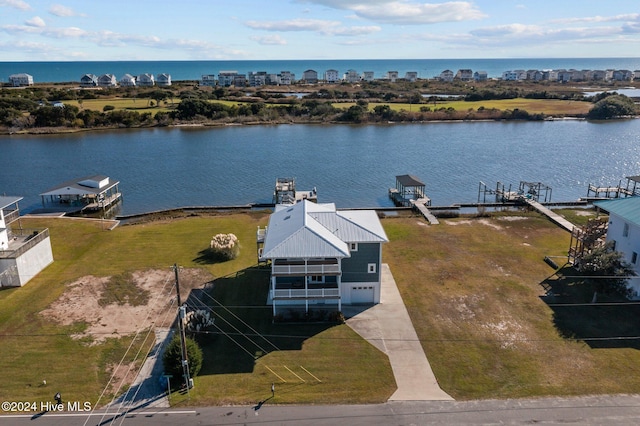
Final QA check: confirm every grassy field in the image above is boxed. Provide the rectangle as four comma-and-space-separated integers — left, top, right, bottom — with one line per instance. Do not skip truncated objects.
339, 98, 592, 115
3, 208, 640, 408
64, 96, 592, 117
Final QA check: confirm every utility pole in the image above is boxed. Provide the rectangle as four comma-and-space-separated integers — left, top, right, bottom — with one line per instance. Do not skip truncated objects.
173, 264, 192, 392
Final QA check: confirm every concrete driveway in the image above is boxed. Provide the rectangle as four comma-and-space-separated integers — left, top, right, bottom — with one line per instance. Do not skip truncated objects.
346, 264, 453, 401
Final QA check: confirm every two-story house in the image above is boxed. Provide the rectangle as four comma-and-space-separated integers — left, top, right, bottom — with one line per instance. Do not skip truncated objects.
257, 200, 388, 315
594, 197, 640, 298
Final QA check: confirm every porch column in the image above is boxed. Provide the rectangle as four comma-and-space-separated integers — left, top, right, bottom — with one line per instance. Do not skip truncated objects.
337, 264, 342, 312
271, 275, 277, 316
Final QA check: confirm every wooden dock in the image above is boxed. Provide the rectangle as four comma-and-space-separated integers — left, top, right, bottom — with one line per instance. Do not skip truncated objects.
411, 198, 439, 225
524, 199, 574, 232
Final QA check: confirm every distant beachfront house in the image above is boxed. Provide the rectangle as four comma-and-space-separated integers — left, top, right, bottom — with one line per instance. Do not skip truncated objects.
501, 70, 518, 81
39, 175, 122, 214
0, 196, 53, 288
218, 71, 238, 87
526, 70, 543, 81
455, 69, 473, 81
256, 200, 388, 315
404, 71, 418, 82
593, 197, 640, 299
156, 73, 172, 86
233, 74, 248, 87
473, 71, 488, 81
386, 71, 399, 82
361, 71, 374, 82
248, 71, 268, 87
137, 73, 155, 86
634, 70, 640, 81
324, 69, 339, 83
587, 70, 606, 81
80, 74, 98, 87
278, 71, 295, 85
343, 69, 360, 83
301, 69, 318, 84
97, 73, 117, 87
200, 74, 216, 87
119, 74, 136, 87
8, 73, 33, 87
438, 70, 454, 82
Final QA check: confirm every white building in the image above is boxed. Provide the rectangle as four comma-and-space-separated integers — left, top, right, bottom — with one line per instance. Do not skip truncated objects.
218, 71, 239, 87
324, 69, 339, 83
438, 70, 454, 82
156, 73, 172, 86
361, 71, 375, 82
97, 74, 118, 87
0, 197, 53, 288
404, 71, 418, 82
248, 71, 268, 87
473, 71, 488, 81
137, 73, 155, 86
594, 197, 640, 298
386, 71, 399, 82
200, 74, 217, 87
9, 73, 33, 86
455, 69, 473, 81
119, 74, 136, 87
343, 69, 360, 83
301, 69, 318, 84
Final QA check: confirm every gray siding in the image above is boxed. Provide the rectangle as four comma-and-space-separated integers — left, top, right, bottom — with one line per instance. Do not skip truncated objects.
341, 243, 380, 283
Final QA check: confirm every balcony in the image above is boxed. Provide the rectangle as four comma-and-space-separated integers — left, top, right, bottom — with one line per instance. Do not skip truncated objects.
271, 259, 341, 276
272, 287, 340, 300
0, 228, 50, 259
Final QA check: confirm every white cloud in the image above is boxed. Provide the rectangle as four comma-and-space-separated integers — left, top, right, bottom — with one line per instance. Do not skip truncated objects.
245, 18, 341, 32
25, 16, 45, 27
298, 0, 486, 25
251, 35, 288, 45
551, 13, 640, 24
0, 0, 31, 11
49, 4, 84, 17
245, 18, 380, 37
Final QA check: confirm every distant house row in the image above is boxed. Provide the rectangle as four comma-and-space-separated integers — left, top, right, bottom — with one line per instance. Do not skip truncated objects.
80, 73, 172, 88
498, 68, 640, 83
201, 69, 421, 87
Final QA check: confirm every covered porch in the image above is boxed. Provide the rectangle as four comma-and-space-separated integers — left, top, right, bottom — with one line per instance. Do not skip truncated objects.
269, 258, 343, 315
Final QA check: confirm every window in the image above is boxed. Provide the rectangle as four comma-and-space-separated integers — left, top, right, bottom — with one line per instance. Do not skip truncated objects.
368, 263, 376, 274
309, 275, 324, 283
611, 240, 617, 251
623, 223, 630, 237
350, 243, 358, 252
633, 252, 638, 265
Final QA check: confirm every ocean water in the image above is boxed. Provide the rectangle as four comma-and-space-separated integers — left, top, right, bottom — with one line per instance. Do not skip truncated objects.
2, 58, 640, 84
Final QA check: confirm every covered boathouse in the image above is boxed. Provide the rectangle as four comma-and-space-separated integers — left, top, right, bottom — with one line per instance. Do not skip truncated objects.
39, 175, 122, 214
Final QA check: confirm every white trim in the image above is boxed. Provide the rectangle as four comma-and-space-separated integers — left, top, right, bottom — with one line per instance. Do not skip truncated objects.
350, 242, 358, 251
368, 263, 376, 274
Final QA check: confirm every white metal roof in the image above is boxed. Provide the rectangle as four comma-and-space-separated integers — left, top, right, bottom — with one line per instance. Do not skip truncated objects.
261, 200, 387, 260
40, 175, 118, 197
0, 196, 23, 210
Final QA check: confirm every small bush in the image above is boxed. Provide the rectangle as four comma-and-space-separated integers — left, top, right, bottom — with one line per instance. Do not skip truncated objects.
210, 233, 239, 260
103, 105, 115, 112
162, 334, 203, 386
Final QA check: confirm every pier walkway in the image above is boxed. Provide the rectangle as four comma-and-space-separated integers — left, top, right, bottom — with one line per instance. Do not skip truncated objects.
411, 198, 439, 225
524, 199, 575, 232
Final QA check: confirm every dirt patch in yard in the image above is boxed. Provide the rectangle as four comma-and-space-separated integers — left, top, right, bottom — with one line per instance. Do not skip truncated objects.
40, 268, 213, 344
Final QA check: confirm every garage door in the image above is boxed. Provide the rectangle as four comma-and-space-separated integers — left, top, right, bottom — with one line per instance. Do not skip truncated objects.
351, 285, 374, 304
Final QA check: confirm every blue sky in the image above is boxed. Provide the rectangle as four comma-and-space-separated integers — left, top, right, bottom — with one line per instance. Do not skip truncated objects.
1, 0, 639, 61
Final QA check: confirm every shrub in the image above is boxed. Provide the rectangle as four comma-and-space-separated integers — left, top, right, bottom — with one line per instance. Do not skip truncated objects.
185, 309, 215, 333
162, 334, 203, 386
210, 233, 239, 260
103, 105, 115, 112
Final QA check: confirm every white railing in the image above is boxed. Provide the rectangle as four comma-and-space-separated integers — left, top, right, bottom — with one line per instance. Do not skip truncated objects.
271, 263, 341, 275
272, 288, 340, 299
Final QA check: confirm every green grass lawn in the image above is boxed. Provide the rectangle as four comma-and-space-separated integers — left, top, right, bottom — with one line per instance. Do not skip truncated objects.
3, 209, 640, 408
337, 98, 592, 115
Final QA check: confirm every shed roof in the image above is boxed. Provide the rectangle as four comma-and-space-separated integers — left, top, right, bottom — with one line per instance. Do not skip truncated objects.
594, 197, 640, 227
396, 174, 425, 187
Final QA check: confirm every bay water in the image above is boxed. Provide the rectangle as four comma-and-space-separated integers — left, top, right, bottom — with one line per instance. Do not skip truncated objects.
1, 120, 640, 216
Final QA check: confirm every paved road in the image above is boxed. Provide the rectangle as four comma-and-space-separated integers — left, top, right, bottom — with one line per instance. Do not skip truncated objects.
3, 395, 640, 425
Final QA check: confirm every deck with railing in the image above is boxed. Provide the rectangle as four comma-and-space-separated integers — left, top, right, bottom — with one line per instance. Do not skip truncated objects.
0, 228, 50, 259
272, 287, 340, 300
271, 260, 341, 276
